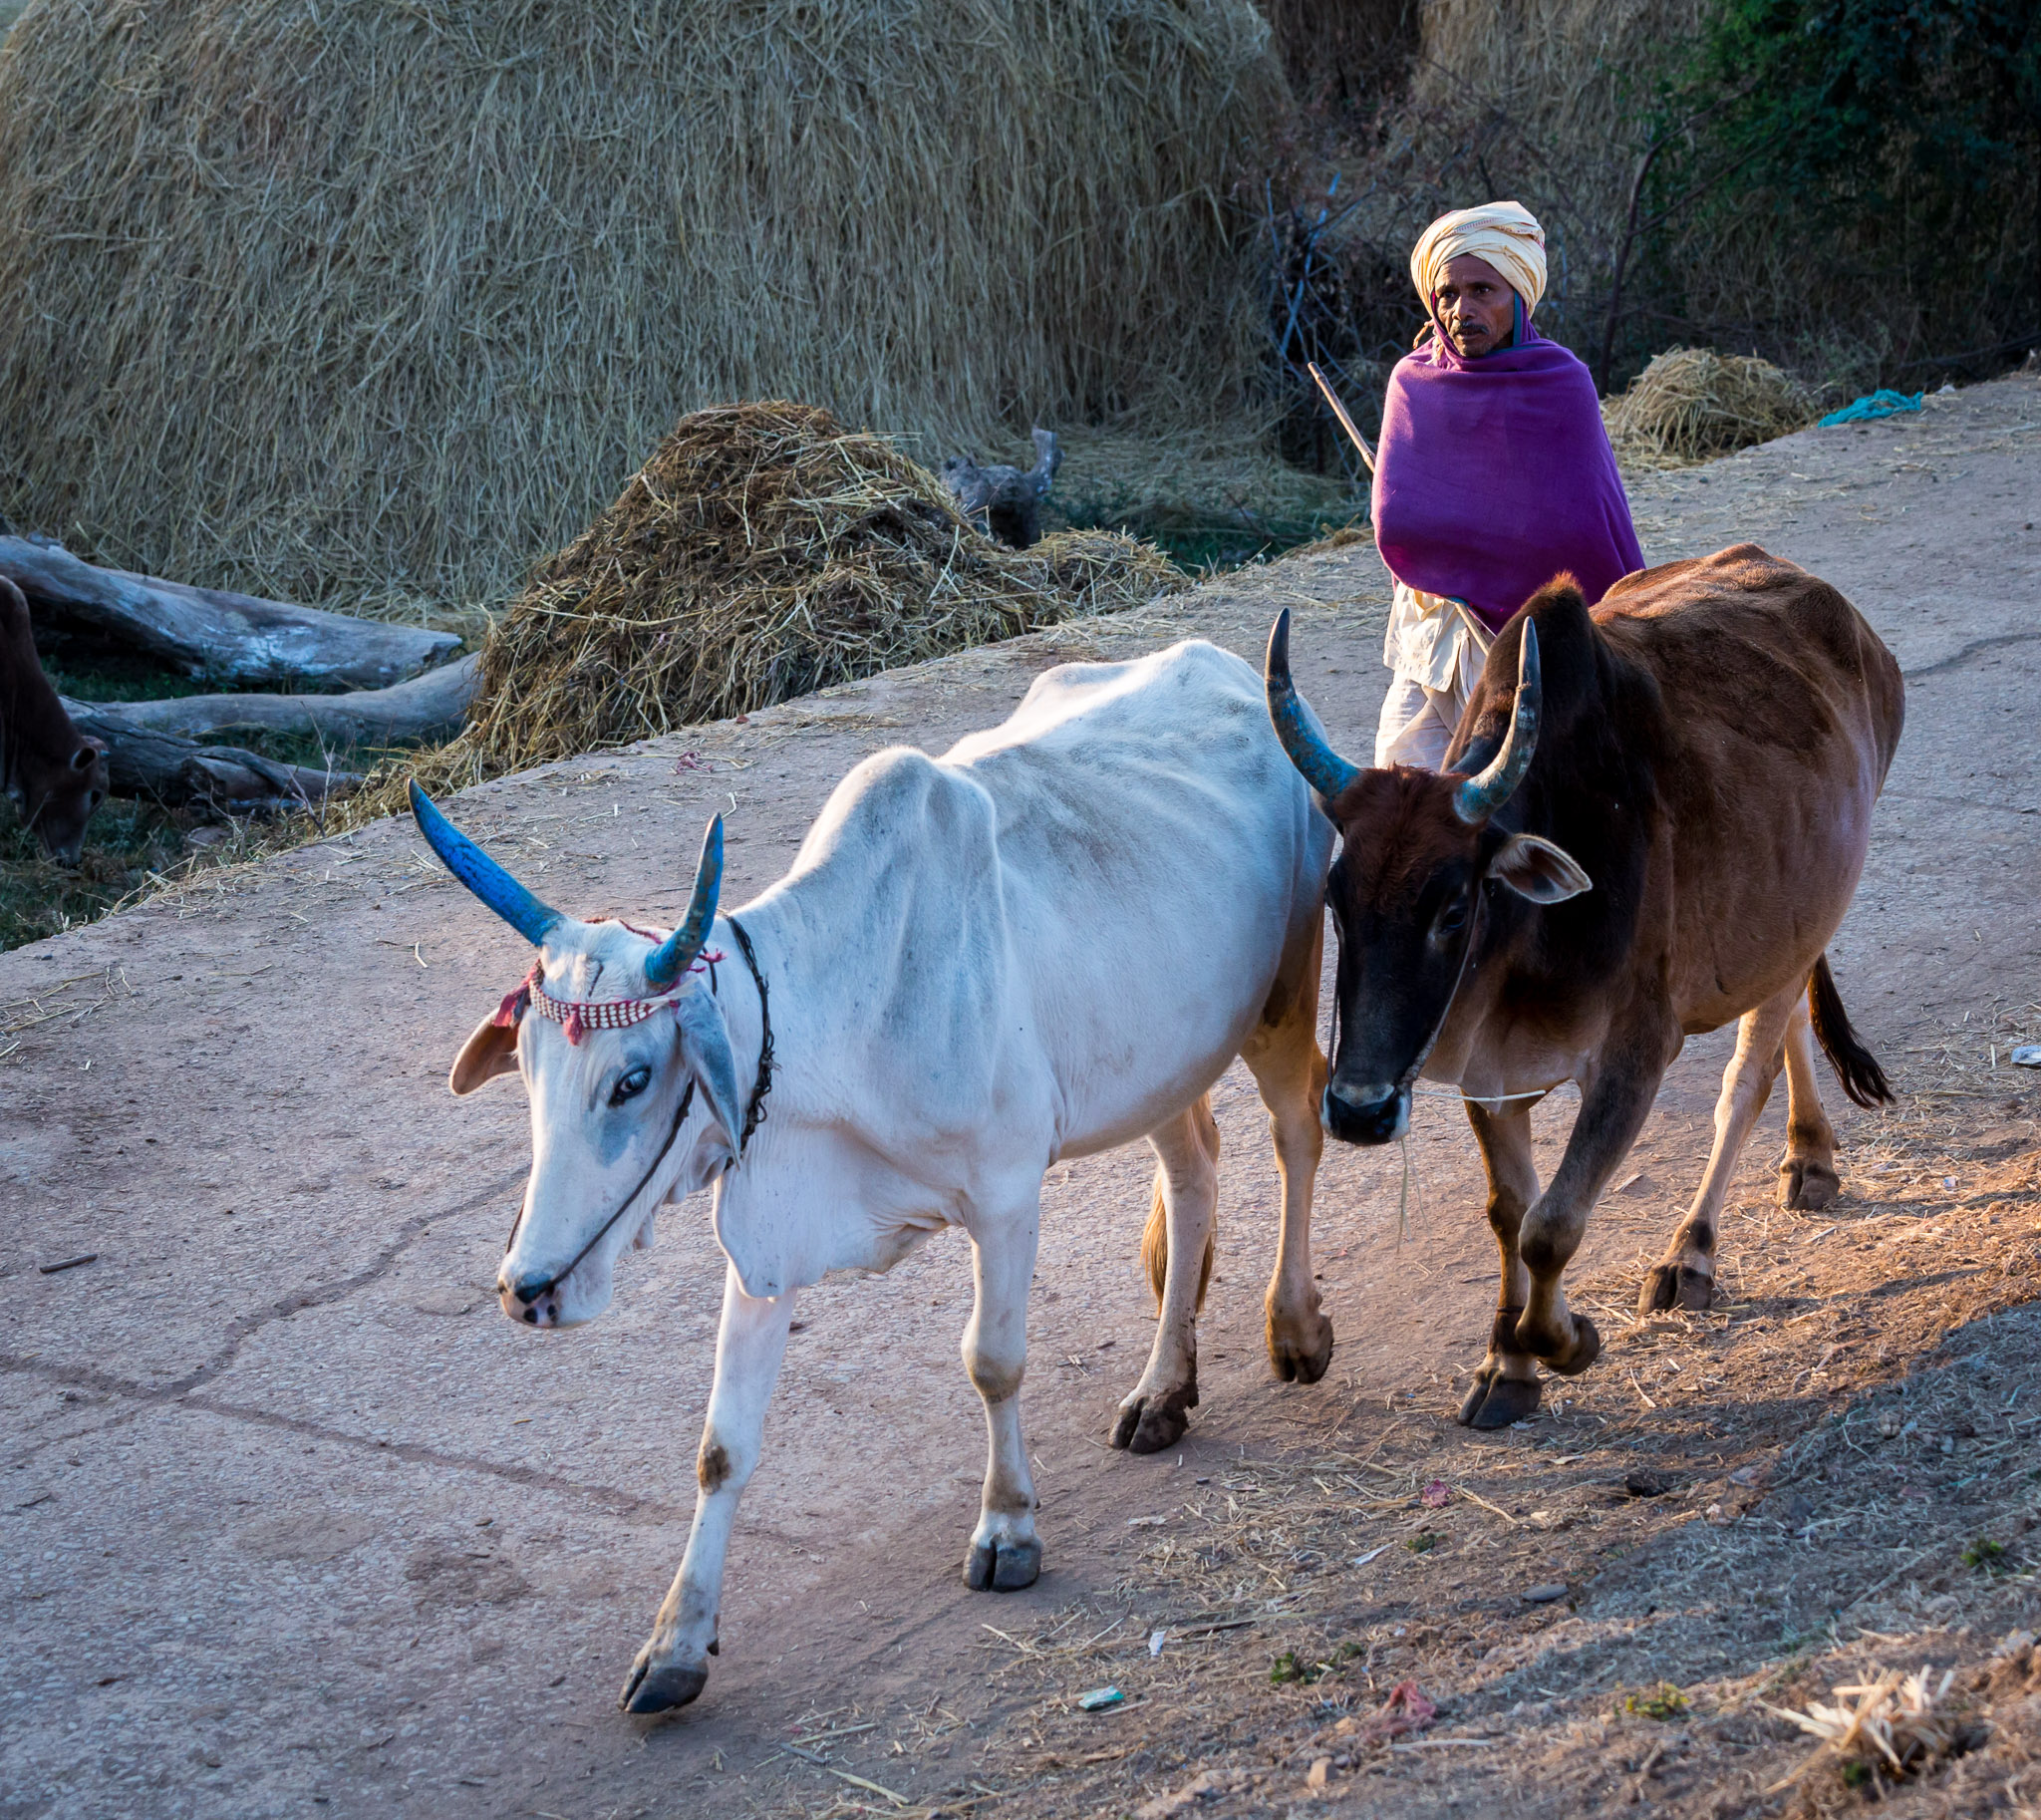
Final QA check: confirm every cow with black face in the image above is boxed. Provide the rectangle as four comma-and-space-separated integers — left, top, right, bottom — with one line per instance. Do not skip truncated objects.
1267, 545, 1903, 1428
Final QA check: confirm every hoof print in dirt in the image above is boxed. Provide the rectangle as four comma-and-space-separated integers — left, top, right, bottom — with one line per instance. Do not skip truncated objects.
1458, 1372, 1542, 1429
1637, 1264, 1714, 1316
1779, 1156, 1841, 1211
965, 1536, 1041, 1592
617, 1658, 709, 1715
1110, 1384, 1197, 1454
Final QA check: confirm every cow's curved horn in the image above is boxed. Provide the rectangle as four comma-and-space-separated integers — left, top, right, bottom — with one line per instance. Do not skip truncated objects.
643, 816, 725, 991
1265, 609, 1360, 800
410, 780, 562, 945
1452, 622, 1542, 825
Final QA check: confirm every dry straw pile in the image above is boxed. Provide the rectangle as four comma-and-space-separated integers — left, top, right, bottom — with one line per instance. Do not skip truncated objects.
0, 0, 1282, 612
1602, 347, 1819, 466
363, 402, 1182, 814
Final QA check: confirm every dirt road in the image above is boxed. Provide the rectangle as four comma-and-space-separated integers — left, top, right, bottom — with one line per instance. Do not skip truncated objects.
4, 374, 2039, 1820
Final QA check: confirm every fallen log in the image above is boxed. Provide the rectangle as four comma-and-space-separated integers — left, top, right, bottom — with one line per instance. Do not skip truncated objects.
1, 536, 459, 689
59, 699, 360, 814
92, 652, 479, 746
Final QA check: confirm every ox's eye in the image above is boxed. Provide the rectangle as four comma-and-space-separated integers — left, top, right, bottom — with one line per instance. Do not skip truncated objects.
1434, 893, 1470, 937
609, 1064, 653, 1107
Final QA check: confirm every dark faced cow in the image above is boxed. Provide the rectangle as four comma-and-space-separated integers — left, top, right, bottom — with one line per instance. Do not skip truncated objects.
1267, 544, 1901, 1427
0, 576, 107, 863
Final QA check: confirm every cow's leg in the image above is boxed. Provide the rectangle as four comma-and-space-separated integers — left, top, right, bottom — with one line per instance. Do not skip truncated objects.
1777, 996, 1841, 1211
1517, 1027, 1666, 1372
619, 1265, 793, 1714
1242, 913, 1333, 1383
1458, 1101, 1543, 1429
1639, 984, 1799, 1314
1112, 1098, 1219, 1453
963, 1194, 1043, 1591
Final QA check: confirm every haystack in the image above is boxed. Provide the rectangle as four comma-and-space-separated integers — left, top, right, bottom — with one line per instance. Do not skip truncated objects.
364, 402, 1183, 815
0, 0, 1283, 612
1602, 348, 1819, 467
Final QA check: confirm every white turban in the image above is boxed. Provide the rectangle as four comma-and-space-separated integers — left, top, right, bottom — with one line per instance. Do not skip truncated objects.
1410, 201, 1548, 317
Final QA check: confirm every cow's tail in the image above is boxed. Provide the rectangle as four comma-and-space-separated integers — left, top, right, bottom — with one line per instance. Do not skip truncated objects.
1143, 1093, 1221, 1315
1808, 954, 1894, 1108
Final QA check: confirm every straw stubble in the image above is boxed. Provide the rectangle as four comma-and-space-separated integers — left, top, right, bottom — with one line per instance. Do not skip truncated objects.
0, 0, 1283, 612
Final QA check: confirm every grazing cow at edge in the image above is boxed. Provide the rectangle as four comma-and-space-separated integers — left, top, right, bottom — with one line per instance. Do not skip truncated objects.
410, 639, 1335, 1713
1, 576, 107, 863
1265, 543, 1901, 1429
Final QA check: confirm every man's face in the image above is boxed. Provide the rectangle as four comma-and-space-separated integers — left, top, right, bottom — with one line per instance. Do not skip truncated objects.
1433, 254, 1516, 357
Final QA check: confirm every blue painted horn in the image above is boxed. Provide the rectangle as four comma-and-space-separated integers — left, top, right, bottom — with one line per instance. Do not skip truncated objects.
1452, 622, 1541, 825
1265, 608, 1360, 800
642, 816, 725, 991
410, 780, 562, 945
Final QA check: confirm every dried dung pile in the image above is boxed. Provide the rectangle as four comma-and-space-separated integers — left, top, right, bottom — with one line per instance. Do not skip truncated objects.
365, 403, 1184, 812
1603, 347, 1820, 467
0, 0, 1282, 611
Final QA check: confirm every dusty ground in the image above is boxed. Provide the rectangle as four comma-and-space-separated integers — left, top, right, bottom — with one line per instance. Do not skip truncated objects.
4, 374, 2040, 1820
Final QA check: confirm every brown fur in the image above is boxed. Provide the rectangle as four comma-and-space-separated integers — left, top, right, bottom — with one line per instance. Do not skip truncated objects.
1142, 1092, 1219, 1312
0, 576, 107, 863
1312, 543, 1902, 1410
696, 1437, 731, 1494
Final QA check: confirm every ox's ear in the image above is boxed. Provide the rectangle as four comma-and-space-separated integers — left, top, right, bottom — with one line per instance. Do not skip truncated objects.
675, 989, 744, 1181
1488, 833, 1592, 904
450, 1017, 521, 1094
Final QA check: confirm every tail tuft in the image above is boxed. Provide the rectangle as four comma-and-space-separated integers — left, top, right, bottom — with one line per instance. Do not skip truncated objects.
1808, 954, 1894, 1108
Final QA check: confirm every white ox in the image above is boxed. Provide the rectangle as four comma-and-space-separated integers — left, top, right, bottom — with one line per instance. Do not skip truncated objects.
411, 640, 1334, 1713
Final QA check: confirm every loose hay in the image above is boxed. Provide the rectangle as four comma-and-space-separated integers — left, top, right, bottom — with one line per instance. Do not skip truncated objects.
0, 0, 1283, 612
356, 402, 1184, 816
1765, 1666, 1960, 1791
1602, 347, 1820, 468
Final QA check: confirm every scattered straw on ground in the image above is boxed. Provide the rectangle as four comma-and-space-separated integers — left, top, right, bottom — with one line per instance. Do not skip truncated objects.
347, 403, 1184, 819
1603, 347, 1820, 468
1765, 1665, 1960, 1791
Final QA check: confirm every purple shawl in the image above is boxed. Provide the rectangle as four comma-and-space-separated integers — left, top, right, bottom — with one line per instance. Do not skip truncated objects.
1371, 322, 1643, 635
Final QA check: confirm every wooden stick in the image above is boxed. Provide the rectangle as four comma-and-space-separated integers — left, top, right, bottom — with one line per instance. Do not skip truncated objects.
1307, 363, 1377, 473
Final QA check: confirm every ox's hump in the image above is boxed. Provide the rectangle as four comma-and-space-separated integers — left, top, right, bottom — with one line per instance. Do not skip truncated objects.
945, 639, 1261, 767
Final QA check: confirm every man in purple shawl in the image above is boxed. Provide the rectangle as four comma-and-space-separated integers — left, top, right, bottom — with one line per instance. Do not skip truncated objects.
1370, 201, 1644, 767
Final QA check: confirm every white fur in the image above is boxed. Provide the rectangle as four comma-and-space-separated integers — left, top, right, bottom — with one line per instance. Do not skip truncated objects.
477, 640, 1331, 1708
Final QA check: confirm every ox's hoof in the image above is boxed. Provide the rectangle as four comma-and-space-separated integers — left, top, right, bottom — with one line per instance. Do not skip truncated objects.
618, 1652, 709, 1715
1457, 1371, 1541, 1429
1637, 1263, 1714, 1316
1266, 1310, 1334, 1385
1109, 1383, 1197, 1454
1779, 1157, 1840, 1212
965, 1535, 1041, 1592
1526, 1312, 1601, 1376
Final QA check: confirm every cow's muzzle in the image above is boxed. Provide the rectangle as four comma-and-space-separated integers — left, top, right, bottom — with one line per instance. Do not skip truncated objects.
1322, 1083, 1409, 1147
499, 1270, 563, 1328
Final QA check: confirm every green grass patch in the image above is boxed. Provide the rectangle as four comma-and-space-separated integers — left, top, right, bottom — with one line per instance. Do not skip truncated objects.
1622, 1682, 1690, 1721
1962, 1537, 2010, 1573
0, 799, 202, 950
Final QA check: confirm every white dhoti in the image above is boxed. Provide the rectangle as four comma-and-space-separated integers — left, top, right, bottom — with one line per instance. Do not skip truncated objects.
1373, 580, 1495, 769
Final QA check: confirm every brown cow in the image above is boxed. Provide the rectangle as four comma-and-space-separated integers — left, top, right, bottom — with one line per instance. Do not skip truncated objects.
1, 576, 107, 862
1266, 545, 1901, 1427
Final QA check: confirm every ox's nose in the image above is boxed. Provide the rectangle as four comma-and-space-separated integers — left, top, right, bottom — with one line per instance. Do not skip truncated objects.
498, 1271, 562, 1329
1322, 1084, 1409, 1147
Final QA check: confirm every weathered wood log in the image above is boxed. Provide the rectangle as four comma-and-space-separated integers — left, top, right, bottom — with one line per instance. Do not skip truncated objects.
92, 653, 479, 746
0, 536, 460, 688
59, 699, 360, 814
